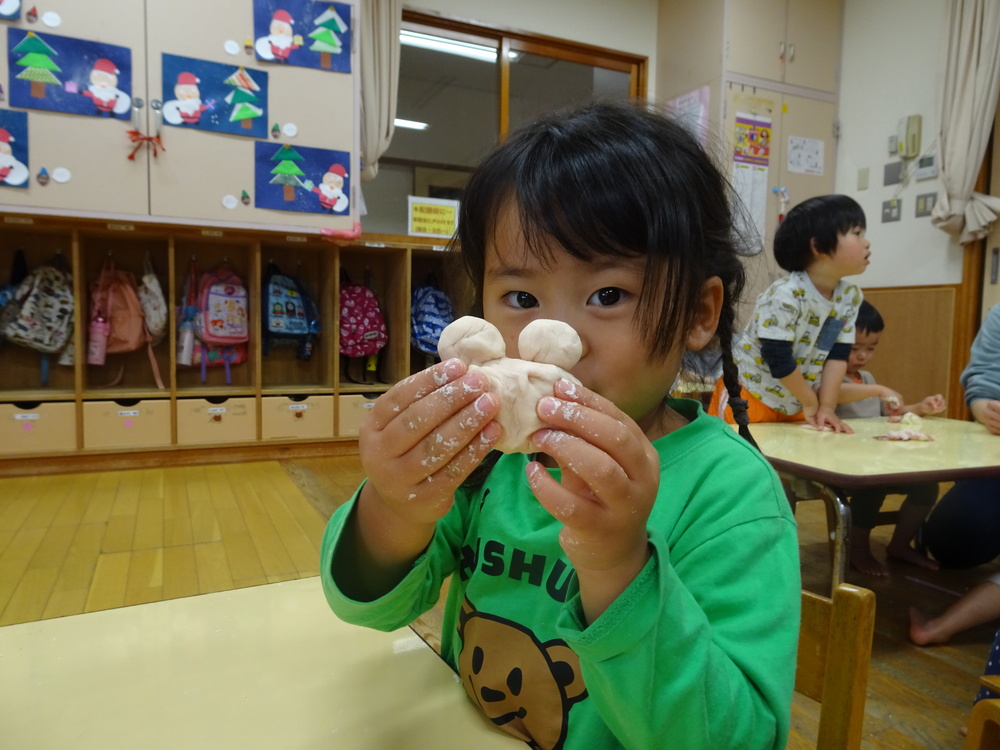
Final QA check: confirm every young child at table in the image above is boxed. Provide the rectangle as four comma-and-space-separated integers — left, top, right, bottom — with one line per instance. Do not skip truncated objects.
710, 194, 869, 433
834, 299, 945, 577
320, 101, 800, 750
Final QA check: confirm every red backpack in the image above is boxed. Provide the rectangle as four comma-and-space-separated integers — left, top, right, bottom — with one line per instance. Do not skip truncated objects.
339, 281, 387, 357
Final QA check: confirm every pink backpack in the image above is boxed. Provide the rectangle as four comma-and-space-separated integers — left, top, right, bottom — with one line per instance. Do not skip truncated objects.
195, 267, 249, 346
339, 282, 387, 357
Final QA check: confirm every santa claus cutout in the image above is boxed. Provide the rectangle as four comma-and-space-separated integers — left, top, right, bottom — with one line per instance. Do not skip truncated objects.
82, 58, 131, 117
311, 163, 349, 213
162, 72, 210, 126
0, 128, 29, 187
255, 9, 302, 63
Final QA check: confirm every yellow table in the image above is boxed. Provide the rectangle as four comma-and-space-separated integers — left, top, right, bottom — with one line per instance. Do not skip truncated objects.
0, 577, 522, 749
745, 417, 1000, 588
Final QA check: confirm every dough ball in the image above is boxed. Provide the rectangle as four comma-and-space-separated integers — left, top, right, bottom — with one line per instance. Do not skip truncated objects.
518, 319, 582, 370
438, 316, 506, 364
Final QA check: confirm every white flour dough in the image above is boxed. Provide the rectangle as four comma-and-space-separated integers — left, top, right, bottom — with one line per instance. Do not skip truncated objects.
438, 317, 582, 453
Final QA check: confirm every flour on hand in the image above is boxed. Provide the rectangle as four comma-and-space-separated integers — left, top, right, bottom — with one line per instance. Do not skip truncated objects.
438, 316, 582, 453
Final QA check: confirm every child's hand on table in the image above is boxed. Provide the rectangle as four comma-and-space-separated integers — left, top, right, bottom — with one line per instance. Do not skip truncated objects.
805, 404, 854, 434
525, 378, 659, 623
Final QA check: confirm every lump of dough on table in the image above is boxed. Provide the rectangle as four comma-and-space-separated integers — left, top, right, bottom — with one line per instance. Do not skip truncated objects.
438, 316, 582, 453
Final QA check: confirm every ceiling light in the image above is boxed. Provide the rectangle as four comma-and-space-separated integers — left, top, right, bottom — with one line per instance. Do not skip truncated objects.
400, 30, 497, 62
394, 118, 429, 130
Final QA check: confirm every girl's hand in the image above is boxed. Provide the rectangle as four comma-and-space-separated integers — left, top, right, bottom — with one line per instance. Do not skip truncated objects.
359, 358, 502, 526
918, 394, 946, 415
878, 386, 905, 416
809, 405, 854, 434
524, 379, 659, 622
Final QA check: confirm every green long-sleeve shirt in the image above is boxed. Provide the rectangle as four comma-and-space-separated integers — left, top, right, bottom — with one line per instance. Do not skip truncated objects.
321, 399, 800, 749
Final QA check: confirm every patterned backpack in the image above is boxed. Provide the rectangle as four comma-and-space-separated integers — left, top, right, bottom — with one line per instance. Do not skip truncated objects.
195, 266, 249, 346
262, 261, 319, 360
0, 253, 74, 386
410, 280, 454, 357
339, 278, 387, 358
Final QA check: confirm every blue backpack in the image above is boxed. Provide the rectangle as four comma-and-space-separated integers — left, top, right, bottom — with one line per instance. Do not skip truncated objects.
262, 262, 320, 360
410, 280, 454, 357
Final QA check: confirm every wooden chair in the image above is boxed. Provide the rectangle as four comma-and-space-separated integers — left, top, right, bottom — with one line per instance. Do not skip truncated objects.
964, 674, 1000, 749
794, 584, 876, 750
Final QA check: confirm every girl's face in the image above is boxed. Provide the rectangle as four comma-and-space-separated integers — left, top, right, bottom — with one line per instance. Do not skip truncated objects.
481, 207, 720, 438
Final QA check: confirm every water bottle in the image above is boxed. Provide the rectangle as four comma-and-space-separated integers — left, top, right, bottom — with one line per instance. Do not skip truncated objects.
178, 319, 194, 366
87, 317, 109, 365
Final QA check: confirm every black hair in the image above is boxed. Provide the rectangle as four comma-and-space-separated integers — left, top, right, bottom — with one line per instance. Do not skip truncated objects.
854, 299, 884, 334
452, 99, 756, 446
773, 194, 867, 272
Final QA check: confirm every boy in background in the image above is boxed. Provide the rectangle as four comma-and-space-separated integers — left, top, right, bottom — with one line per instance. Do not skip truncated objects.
711, 194, 868, 433
836, 299, 946, 576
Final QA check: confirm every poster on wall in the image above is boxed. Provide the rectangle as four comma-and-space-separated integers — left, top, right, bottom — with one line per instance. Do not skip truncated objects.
664, 85, 710, 148
732, 109, 772, 255
161, 54, 269, 138
252, 0, 351, 73
0, 109, 29, 188
0, 0, 21, 20
7, 29, 132, 118
254, 141, 350, 215
787, 136, 824, 175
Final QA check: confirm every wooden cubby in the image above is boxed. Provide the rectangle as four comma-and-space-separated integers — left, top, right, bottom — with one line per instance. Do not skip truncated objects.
0, 216, 454, 467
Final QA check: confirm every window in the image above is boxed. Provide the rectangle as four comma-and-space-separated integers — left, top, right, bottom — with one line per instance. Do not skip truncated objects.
361, 11, 646, 236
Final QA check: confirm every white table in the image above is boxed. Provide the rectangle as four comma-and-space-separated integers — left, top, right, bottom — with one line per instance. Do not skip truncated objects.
0, 577, 522, 749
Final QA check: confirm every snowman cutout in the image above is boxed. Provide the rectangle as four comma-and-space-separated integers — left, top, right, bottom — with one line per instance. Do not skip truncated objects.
438, 316, 582, 454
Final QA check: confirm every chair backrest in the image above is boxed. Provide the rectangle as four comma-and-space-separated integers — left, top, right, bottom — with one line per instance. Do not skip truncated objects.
796, 583, 876, 750
963, 675, 1000, 749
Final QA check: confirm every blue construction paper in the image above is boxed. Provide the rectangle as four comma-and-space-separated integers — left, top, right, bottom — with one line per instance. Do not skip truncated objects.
252, 0, 351, 73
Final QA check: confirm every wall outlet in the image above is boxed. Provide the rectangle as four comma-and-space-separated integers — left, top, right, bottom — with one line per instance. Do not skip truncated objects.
882, 199, 901, 222
915, 193, 936, 217
888, 135, 898, 155
857, 167, 869, 191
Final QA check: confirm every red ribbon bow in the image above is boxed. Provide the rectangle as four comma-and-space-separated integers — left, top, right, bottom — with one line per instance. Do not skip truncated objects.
126, 130, 166, 161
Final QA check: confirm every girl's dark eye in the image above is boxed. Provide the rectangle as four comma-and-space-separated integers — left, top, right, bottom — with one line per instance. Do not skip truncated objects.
504, 291, 538, 309
589, 287, 623, 306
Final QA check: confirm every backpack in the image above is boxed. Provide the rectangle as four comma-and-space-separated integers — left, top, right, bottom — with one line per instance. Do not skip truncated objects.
195, 266, 249, 346
137, 253, 168, 346
410, 280, 454, 356
87, 256, 165, 390
0, 253, 74, 386
339, 278, 387, 358
89, 259, 147, 356
178, 260, 248, 384
262, 261, 320, 360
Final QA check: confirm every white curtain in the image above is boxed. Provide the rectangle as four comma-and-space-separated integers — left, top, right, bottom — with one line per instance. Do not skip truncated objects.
932, 0, 1000, 244
358, 0, 402, 182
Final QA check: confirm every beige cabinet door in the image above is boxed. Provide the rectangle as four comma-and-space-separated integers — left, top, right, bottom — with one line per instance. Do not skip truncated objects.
725, 0, 787, 83
726, 0, 842, 93
0, 2, 150, 216
784, 0, 842, 92
144, 0, 358, 232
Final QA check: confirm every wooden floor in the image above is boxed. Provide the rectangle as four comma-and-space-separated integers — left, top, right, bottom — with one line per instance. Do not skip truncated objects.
1, 454, 997, 749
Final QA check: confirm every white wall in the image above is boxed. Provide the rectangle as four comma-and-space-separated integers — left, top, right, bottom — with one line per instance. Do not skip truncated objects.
835, 0, 965, 287
408, 0, 660, 95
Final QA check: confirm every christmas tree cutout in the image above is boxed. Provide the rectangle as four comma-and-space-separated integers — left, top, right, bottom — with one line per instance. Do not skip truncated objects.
269, 144, 306, 201
223, 67, 263, 130
309, 6, 347, 69
12, 32, 61, 99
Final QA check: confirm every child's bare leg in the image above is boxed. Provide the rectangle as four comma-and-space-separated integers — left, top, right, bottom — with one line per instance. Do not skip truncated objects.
850, 525, 889, 577
886, 502, 940, 571
909, 581, 1000, 645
